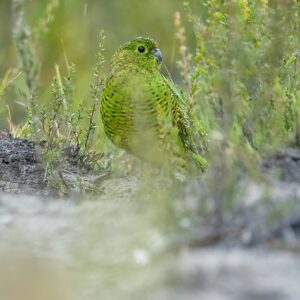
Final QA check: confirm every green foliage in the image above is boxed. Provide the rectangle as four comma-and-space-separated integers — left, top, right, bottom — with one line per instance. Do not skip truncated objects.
38, 34, 108, 192
12, 0, 40, 140
32, 0, 60, 39
177, 0, 300, 161
169, 1, 300, 225
11, 1, 108, 192
0, 70, 21, 101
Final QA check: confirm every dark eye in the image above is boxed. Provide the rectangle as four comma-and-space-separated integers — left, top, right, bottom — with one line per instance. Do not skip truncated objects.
138, 46, 145, 53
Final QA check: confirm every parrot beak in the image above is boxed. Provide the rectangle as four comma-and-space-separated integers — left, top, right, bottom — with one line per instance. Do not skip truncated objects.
153, 48, 163, 64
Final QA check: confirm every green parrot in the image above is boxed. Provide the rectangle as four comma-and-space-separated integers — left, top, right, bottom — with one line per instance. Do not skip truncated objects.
101, 37, 207, 177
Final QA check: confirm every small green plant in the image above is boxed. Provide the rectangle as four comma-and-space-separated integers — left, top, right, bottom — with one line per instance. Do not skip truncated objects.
170, 0, 300, 227
11, 1, 108, 193
177, 0, 300, 161
36, 32, 108, 193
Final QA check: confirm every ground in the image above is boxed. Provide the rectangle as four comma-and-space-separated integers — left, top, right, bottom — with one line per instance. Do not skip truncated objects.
0, 137, 45, 194
0, 136, 300, 299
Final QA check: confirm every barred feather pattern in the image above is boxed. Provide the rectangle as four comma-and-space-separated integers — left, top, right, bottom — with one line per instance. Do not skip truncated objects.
101, 37, 207, 176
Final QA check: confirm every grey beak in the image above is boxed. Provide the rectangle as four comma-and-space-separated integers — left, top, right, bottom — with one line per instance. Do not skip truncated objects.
153, 48, 163, 64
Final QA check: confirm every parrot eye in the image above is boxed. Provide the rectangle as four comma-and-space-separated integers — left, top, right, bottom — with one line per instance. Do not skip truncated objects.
138, 46, 145, 53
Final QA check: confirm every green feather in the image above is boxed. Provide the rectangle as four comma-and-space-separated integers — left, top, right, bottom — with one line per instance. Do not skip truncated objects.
101, 37, 207, 176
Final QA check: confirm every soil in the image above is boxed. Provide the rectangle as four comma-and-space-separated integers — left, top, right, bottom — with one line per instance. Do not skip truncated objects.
0, 136, 137, 198
262, 148, 300, 183
0, 136, 46, 194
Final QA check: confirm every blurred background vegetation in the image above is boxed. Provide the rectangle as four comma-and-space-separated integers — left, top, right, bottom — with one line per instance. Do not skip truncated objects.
0, 0, 199, 128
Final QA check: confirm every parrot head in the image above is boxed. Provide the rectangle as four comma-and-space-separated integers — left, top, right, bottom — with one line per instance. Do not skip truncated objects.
112, 37, 163, 72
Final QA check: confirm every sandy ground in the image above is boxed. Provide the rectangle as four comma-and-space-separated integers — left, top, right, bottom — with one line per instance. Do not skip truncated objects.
0, 194, 300, 300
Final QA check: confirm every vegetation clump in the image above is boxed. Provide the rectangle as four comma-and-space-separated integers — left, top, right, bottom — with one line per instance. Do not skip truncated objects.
0, 0, 299, 194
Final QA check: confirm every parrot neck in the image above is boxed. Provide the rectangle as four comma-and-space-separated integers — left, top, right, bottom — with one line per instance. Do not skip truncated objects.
111, 51, 160, 74
111, 62, 159, 76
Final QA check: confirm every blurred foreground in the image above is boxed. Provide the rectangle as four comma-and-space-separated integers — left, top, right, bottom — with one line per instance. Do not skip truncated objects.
1, 186, 300, 300
1, 136, 300, 299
